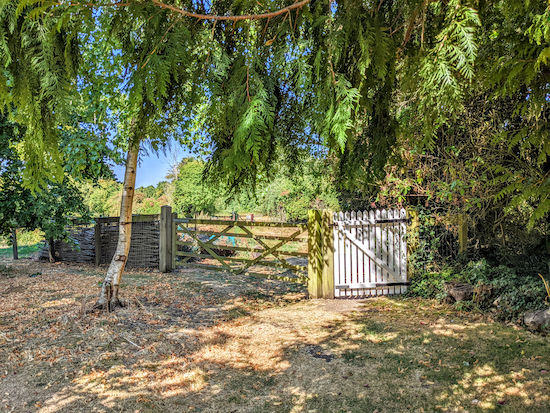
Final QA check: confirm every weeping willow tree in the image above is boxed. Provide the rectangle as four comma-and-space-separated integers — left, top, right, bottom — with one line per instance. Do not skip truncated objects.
2, 0, 546, 309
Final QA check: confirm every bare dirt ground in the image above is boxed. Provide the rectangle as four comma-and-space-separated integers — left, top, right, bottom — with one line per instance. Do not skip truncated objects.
1, 257, 549, 413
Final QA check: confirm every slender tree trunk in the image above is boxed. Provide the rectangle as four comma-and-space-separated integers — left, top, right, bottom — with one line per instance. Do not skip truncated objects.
94, 141, 140, 310
11, 229, 18, 260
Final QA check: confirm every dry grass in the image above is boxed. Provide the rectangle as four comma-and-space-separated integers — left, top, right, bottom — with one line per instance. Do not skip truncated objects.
0, 258, 549, 413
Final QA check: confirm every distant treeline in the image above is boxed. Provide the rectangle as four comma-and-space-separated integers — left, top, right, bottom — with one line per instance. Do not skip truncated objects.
79, 157, 341, 221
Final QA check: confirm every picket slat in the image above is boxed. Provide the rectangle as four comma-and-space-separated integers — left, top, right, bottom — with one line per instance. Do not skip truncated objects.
344, 212, 351, 297
351, 211, 358, 297
368, 210, 375, 291
339, 212, 345, 298
357, 211, 365, 297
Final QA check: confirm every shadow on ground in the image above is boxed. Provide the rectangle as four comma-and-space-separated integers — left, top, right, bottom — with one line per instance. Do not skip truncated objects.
1, 260, 549, 412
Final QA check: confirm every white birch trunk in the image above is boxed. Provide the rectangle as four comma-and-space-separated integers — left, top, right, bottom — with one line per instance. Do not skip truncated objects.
95, 141, 139, 310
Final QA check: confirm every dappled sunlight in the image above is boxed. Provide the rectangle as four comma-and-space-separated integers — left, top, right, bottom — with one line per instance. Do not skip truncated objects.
434, 363, 550, 411
42, 298, 76, 309
1, 262, 549, 412
431, 327, 463, 337
362, 331, 400, 343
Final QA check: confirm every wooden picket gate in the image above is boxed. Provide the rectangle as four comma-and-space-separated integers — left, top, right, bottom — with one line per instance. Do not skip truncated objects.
333, 209, 408, 297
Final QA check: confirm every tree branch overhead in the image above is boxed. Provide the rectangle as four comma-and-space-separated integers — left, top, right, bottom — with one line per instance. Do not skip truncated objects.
151, 0, 310, 21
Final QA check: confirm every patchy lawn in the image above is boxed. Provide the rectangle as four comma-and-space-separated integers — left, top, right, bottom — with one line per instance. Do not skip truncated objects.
0, 258, 549, 413
0, 244, 42, 259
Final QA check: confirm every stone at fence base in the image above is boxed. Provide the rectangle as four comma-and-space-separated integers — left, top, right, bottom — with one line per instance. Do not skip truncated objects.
443, 281, 474, 302
524, 308, 550, 332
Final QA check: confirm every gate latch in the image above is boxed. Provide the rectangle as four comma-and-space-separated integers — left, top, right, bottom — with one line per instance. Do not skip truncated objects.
375, 218, 411, 224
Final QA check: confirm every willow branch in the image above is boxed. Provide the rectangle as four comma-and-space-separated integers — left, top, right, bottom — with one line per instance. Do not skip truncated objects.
151, 0, 310, 21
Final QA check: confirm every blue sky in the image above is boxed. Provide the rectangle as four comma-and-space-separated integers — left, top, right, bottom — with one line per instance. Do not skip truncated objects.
112, 151, 183, 188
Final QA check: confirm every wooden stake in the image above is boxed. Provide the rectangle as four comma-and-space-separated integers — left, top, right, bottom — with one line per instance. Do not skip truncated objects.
159, 205, 173, 272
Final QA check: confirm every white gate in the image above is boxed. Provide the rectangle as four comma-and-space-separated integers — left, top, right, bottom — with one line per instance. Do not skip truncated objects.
333, 209, 408, 297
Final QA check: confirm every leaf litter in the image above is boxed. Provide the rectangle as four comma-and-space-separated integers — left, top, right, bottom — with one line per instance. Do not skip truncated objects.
0, 258, 549, 412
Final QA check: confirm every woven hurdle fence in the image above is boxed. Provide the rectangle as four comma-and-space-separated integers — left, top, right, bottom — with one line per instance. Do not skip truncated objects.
39, 214, 161, 268
38, 222, 96, 263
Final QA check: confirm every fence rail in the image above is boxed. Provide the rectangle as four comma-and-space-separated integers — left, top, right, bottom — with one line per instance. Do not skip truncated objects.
26, 206, 469, 301
171, 214, 308, 283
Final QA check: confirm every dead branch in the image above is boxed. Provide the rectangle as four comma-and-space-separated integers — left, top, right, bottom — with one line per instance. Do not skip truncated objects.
151, 0, 310, 22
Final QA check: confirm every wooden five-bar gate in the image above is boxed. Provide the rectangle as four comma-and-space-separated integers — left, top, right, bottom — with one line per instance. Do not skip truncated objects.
161, 207, 308, 283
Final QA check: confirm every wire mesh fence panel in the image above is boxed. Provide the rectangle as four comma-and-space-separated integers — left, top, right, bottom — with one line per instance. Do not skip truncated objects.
417, 224, 459, 267
100, 220, 160, 268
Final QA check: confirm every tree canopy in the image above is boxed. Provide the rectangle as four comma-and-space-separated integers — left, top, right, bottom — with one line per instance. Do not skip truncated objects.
1, 0, 549, 249
0, 0, 495, 186
0, 114, 92, 260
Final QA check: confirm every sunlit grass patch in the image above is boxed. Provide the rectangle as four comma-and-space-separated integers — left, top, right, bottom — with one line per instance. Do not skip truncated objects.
0, 243, 41, 259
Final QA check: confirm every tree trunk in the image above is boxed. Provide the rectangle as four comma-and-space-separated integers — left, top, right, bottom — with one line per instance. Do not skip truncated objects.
48, 237, 60, 262
11, 229, 18, 260
94, 141, 140, 310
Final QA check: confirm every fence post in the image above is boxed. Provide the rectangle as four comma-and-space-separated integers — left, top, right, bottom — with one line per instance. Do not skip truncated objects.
159, 205, 173, 272
172, 211, 178, 269
321, 210, 334, 299
94, 221, 101, 266
407, 210, 419, 252
407, 209, 419, 279
458, 214, 468, 253
308, 210, 323, 298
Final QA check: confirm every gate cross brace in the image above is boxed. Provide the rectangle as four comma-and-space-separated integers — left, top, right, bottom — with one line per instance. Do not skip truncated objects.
234, 227, 307, 275
237, 225, 293, 270
341, 228, 400, 282
178, 226, 233, 272
180, 224, 236, 263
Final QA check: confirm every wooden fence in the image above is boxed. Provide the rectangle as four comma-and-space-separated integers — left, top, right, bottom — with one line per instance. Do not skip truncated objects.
28, 205, 468, 300
38, 214, 161, 268
166, 207, 308, 283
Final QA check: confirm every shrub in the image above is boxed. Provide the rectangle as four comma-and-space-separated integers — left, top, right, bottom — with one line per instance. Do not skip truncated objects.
407, 268, 456, 300
459, 259, 548, 321
407, 258, 549, 322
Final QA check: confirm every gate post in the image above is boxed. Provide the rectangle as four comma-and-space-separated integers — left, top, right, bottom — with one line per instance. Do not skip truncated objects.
407, 209, 420, 279
171, 211, 178, 269
308, 210, 322, 298
159, 205, 173, 272
321, 210, 335, 299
